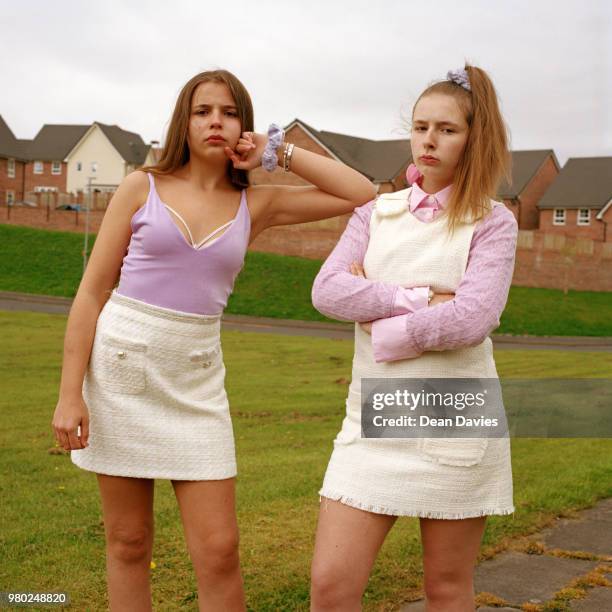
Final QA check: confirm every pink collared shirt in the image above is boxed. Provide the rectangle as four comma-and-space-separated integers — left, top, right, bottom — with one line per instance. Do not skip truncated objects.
311, 188, 518, 362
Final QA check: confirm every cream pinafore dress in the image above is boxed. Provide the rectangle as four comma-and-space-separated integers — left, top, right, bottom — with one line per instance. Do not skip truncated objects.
319, 188, 515, 519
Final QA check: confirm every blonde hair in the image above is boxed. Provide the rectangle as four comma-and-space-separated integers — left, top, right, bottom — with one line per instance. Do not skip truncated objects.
412, 64, 511, 233
141, 69, 254, 189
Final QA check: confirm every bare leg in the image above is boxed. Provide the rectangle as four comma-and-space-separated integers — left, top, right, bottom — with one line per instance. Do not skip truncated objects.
419, 516, 486, 612
171, 478, 245, 612
97, 474, 155, 612
310, 497, 398, 611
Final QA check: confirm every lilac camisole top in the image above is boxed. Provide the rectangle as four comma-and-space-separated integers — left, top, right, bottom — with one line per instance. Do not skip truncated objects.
116, 172, 251, 315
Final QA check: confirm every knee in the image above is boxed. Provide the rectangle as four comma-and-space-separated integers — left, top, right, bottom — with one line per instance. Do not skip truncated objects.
424, 567, 473, 605
106, 524, 152, 565
310, 562, 358, 610
193, 531, 240, 576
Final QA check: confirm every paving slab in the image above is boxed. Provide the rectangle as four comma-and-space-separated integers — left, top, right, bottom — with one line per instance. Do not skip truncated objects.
540, 499, 612, 556
569, 585, 612, 610
473, 552, 598, 606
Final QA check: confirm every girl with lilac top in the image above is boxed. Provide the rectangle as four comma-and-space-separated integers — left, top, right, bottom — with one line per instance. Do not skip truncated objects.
310, 64, 518, 611
51, 69, 375, 611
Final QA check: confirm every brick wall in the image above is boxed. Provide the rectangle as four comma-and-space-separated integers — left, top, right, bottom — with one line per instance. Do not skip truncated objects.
24, 160, 68, 193
2, 205, 610, 291
539, 207, 611, 242
517, 155, 559, 229
0, 158, 26, 202
1, 204, 105, 233
513, 230, 612, 291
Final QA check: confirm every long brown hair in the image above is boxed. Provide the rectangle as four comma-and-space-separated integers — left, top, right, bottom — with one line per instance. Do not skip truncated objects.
412, 64, 511, 232
141, 69, 254, 189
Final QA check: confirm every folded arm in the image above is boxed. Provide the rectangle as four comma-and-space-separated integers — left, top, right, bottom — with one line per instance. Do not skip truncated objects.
311, 201, 429, 322
371, 205, 518, 362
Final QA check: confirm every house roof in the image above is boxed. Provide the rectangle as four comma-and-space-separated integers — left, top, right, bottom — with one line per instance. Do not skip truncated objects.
0, 114, 150, 164
538, 157, 612, 210
498, 150, 560, 199
28, 123, 90, 160
0, 115, 29, 160
286, 119, 412, 182
95, 122, 150, 165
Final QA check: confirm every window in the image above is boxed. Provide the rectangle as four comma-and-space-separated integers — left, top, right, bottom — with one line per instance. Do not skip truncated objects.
34, 186, 58, 193
6, 190, 15, 205
7, 158, 15, 178
76, 161, 82, 171
52, 161, 61, 175
577, 209, 590, 226
33, 161, 43, 174
91, 161, 98, 173
553, 209, 566, 225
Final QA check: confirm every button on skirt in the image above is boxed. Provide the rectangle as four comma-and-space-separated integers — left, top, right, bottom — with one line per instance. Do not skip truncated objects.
71, 291, 237, 480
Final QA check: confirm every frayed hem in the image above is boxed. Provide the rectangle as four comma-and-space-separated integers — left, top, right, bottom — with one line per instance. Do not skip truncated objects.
319, 490, 515, 520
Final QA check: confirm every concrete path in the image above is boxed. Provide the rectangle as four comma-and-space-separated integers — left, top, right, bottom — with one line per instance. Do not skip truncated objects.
401, 498, 612, 611
1, 290, 611, 351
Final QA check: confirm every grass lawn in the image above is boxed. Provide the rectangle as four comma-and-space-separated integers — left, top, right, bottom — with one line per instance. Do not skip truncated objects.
1, 223, 611, 336
1, 310, 611, 610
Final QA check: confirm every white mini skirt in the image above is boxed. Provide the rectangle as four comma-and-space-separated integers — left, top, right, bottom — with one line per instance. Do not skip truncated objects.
71, 291, 237, 480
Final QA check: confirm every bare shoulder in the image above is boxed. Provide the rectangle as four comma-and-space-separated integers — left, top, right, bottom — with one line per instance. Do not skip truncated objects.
108, 170, 150, 217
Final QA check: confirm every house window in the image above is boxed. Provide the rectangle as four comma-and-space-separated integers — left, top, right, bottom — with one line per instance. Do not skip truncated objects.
77, 162, 82, 171
52, 161, 61, 175
577, 209, 590, 226
6, 190, 15, 205
34, 186, 58, 193
33, 161, 44, 174
553, 209, 566, 225
7, 158, 15, 178
91, 161, 98, 173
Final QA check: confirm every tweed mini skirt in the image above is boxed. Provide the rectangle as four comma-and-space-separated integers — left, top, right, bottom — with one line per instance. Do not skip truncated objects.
71, 291, 237, 480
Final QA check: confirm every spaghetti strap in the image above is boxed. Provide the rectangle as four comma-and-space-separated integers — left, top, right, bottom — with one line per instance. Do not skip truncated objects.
163, 204, 196, 247
194, 220, 235, 248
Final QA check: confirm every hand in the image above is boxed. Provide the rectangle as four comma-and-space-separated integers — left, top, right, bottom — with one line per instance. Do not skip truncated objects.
429, 292, 455, 306
52, 394, 90, 451
360, 321, 373, 334
224, 131, 266, 170
350, 261, 366, 278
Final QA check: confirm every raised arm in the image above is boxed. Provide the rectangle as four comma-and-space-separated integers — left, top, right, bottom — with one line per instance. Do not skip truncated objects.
311, 201, 429, 322
370, 205, 518, 362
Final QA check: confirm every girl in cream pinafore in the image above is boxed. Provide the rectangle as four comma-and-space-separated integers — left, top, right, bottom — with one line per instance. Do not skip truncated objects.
319, 187, 515, 519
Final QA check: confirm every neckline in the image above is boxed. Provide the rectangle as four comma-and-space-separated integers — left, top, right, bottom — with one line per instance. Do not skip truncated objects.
149, 173, 245, 252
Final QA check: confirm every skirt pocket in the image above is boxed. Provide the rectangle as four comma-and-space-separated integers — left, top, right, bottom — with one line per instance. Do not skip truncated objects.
163, 344, 224, 402
94, 333, 147, 395
419, 437, 489, 467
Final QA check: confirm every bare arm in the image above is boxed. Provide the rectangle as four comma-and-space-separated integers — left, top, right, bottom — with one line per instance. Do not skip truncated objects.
52, 170, 149, 450
226, 132, 377, 233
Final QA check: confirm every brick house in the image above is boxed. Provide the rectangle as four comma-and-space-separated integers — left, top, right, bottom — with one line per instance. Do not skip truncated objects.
498, 150, 560, 229
65, 122, 155, 199
250, 118, 413, 194
537, 157, 612, 242
0, 115, 31, 204
1, 115, 155, 207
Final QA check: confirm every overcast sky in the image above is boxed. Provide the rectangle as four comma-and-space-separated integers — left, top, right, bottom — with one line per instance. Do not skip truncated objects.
2, 0, 610, 166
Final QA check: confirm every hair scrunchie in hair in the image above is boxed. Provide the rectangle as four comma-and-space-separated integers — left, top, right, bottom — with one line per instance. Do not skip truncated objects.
446, 68, 471, 91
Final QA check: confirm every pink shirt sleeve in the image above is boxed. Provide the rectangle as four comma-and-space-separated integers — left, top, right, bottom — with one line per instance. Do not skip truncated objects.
311, 201, 429, 322
371, 205, 518, 362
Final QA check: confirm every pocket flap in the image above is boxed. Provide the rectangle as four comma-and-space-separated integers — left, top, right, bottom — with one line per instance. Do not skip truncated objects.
101, 334, 147, 353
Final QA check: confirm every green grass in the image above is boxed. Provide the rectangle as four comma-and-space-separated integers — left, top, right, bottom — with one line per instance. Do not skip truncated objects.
1, 310, 611, 610
1, 223, 611, 336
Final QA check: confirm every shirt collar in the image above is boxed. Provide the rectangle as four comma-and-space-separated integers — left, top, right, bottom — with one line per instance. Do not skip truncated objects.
409, 182, 453, 212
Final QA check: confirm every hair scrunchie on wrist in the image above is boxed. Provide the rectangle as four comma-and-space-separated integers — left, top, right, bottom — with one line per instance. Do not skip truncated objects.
262, 123, 285, 172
